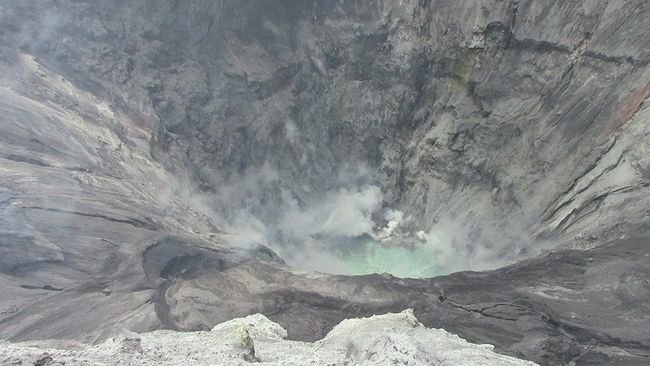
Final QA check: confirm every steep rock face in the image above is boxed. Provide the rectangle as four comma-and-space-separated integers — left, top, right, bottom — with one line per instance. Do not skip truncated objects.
4, 0, 647, 270
0, 1, 649, 365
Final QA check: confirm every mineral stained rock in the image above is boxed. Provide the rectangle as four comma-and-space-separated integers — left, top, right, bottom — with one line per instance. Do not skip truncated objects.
0, 310, 539, 366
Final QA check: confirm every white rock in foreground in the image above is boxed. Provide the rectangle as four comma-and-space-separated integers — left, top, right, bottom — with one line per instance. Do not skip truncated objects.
0, 309, 538, 365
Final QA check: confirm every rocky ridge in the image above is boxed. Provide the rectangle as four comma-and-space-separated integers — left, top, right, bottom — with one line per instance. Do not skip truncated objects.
0, 310, 539, 366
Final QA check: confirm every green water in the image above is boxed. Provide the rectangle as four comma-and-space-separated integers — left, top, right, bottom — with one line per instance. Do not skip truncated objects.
335, 239, 439, 278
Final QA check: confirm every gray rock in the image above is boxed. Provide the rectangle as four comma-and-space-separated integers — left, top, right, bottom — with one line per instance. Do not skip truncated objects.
0, 311, 539, 365
0, 1, 648, 365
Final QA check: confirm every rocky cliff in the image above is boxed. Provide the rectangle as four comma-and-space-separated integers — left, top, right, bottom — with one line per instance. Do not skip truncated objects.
0, 1, 648, 365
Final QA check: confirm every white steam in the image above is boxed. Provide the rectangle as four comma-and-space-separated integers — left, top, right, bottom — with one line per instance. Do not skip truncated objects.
278, 185, 382, 239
